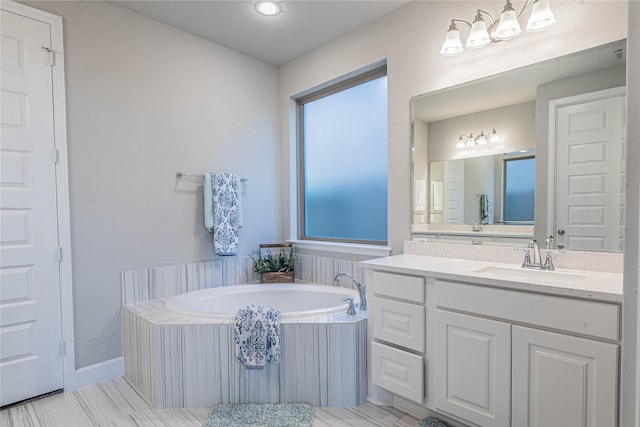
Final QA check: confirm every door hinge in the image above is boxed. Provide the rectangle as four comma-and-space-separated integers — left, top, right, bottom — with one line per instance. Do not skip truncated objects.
60, 341, 67, 357
56, 246, 63, 262
52, 148, 60, 164
41, 46, 54, 66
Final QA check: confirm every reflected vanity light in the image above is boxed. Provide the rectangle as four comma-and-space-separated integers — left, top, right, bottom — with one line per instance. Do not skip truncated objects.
440, 0, 556, 56
457, 129, 500, 149
489, 128, 501, 144
476, 131, 488, 145
466, 133, 476, 147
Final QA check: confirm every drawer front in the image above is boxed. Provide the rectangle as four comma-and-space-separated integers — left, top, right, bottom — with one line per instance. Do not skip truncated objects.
373, 296, 425, 352
436, 280, 620, 341
371, 341, 423, 403
373, 271, 425, 303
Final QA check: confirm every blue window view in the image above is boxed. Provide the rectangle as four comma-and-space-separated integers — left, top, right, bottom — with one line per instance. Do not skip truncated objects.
302, 75, 388, 243
504, 157, 535, 222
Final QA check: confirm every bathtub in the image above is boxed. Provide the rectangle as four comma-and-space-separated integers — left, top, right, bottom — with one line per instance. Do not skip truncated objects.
165, 283, 359, 320
123, 282, 367, 408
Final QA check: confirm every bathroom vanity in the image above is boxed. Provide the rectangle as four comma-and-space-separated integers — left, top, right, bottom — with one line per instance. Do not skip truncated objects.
362, 248, 622, 427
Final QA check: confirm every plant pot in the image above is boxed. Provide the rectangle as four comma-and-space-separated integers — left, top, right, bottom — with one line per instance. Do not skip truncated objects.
260, 271, 295, 284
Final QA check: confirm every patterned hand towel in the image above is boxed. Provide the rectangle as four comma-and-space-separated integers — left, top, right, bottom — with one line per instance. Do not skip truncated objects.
210, 172, 240, 256
235, 305, 281, 369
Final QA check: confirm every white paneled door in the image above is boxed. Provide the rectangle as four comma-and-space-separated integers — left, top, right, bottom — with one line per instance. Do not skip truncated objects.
1, 9, 64, 406
552, 88, 626, 252
444, 159, 464, 224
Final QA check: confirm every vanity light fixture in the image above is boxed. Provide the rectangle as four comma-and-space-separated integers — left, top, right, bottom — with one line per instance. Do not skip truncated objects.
440, 0, 556, 56
456, 129, 500, 149
254, 0, 283, 16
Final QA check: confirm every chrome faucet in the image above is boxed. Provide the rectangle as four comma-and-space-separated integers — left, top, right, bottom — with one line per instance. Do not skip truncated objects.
334, 272, 367, 311
522, 239, 555, 271
472, 220, 483, 232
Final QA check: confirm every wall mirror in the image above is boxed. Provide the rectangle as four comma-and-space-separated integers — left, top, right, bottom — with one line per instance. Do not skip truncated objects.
411, 40, 627, 252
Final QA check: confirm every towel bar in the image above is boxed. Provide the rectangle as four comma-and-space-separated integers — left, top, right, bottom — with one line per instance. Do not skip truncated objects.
176, 172, 247, 181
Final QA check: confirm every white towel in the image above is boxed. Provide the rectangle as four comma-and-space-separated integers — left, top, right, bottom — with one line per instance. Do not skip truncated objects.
202, 174, 214, 232
211, 172, 240, 256
235, 305, 281, 369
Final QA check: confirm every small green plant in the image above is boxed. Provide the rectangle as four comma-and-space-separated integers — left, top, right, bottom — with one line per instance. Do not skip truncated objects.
253, 249, 298, 273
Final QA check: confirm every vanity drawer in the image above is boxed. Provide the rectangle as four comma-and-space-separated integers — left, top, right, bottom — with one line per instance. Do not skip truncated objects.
371, 341, 424, 403
435, 280, 620, 341
373, 296, 425, 352
373, 271, 425, 303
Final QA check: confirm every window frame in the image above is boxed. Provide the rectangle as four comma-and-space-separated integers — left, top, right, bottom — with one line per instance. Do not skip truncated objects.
502, 154, 536, 223
294, 65, 388, 245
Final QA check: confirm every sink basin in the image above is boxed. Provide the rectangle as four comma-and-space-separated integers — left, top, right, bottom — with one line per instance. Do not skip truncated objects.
473, 266, 587, 284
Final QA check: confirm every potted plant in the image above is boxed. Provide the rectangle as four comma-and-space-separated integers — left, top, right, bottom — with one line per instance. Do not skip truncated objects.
253, 243, 298, 283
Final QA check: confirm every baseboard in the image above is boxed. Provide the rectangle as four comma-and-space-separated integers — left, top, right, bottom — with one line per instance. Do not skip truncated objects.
74, 357, 124, 389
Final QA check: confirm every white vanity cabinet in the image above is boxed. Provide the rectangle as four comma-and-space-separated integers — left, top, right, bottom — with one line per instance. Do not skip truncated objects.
370, 271, 425, 403
434, 280, 620, 427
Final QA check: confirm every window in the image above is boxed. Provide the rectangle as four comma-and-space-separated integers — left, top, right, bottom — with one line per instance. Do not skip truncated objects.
296, 66, 388, 244
503, 156, 535, 222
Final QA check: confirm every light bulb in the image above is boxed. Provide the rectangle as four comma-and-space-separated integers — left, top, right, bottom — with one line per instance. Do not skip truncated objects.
476, 131, 488, 145
440, 24, 464, 56
466, 13, 491, 49
526, 0, 556, 32
255, 1, 282, 16
489, 128, 501, 144
495, 2, 522, 40
466, 134, 476, 147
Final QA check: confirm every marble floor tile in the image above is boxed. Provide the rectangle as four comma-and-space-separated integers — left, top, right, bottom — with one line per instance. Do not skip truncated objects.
1, 377, 421, 427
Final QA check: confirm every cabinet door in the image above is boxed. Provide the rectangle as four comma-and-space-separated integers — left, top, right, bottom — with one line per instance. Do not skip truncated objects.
435, 309, 511, 427
512, 326, 618, 427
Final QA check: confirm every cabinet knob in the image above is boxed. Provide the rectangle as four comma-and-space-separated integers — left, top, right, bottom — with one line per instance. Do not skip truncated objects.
557, 229, 565, 236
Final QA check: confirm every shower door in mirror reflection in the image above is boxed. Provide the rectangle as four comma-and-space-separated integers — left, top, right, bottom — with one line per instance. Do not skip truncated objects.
550, 87, 626, 252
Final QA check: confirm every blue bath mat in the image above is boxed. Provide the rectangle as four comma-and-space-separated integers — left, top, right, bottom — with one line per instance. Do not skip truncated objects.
416, 416, 453, 427
203, 403, 313, 427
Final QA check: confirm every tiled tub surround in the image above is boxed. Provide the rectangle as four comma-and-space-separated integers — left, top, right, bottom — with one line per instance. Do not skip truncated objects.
123, 302, 367, 408
121, 254, 368, 409
121, 254, 367, 305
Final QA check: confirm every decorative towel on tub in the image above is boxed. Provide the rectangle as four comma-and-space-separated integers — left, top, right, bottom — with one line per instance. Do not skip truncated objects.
235, 305, 281, 369
210, 172, 240, 255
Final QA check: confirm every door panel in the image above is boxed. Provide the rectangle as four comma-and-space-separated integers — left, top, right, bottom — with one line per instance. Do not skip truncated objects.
444, 160, 464, 224
554, 91, 626, 252
1, 9, 63, 406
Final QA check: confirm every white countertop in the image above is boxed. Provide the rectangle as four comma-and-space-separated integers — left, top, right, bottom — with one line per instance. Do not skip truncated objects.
361, 254, 623, 303
411, 224, 534, 238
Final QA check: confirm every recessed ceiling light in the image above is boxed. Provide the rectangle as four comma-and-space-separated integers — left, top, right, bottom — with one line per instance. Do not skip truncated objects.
255, 1, 283, 16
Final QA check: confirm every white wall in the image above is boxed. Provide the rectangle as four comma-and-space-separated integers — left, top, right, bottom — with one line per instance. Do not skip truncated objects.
622, 1, 640, 425
279, 0, 628, 254
25, 1, 280, 368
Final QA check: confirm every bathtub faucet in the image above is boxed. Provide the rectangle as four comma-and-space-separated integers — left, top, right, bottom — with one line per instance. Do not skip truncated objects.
334, 272, 367, 311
